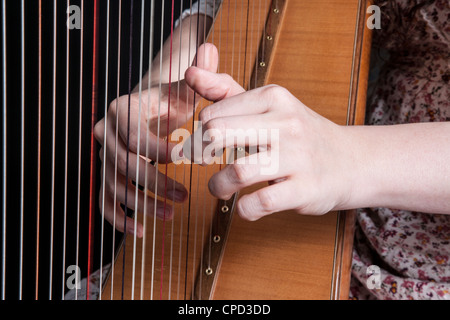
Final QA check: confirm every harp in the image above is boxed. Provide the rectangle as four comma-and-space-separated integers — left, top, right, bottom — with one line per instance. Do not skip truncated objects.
1, 0, 372, 300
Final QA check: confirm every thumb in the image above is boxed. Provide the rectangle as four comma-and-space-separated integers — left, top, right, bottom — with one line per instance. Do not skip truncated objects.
187, 43, 245, 101
171, 43, 220, 106
176, 43, 244, 105
185, 67, 245, 102
192, 43, 219, 73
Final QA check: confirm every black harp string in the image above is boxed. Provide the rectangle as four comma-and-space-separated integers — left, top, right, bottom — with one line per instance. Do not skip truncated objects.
243, 0, 250, 89
122, 0, 135, 301
231, 0, 237, 79
19, 0, 25, 300
35, 0, 42, 300
1, 0, 7, 300
246, 0, 254, 90
255, 0, 262, 90
49, 0, 57, 299
237, 0, 243, 87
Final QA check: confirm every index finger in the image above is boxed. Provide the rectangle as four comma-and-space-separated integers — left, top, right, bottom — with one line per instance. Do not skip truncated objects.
198, 85, 278, 123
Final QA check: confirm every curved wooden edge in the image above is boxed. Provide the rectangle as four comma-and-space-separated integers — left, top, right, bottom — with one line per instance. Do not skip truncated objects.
331, 0, 373, 300
192, 196, 238, 300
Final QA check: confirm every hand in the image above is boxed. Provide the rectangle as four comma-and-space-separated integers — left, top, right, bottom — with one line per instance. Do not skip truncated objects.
94, 44, 219, 237
184, 65, 357, 221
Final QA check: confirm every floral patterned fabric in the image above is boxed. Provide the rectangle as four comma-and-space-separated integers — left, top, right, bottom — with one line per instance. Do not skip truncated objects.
350, 0, 450, 299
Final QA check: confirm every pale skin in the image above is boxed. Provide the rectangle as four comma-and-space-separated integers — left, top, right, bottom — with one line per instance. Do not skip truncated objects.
95, 19, 450, 238
94, 14, 213, 238
185, 65, 450, 220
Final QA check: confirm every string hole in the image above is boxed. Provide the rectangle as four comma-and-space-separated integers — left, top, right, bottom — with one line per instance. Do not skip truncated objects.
273, 8, 280, 14
266, 35, 273, 41
205, 268, 213, 276
221, 205, 229, 213
259, 62, 266, 67
213, 235, 221, 243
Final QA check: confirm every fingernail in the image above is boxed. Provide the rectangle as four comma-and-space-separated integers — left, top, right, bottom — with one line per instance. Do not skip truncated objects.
173, 189, 187, 202
156, 206, 171, 219
126, 225, 135, 236
136, 225, 143, 238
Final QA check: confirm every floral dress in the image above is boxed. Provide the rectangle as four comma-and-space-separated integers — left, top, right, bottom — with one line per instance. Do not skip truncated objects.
350, 0, 450, 299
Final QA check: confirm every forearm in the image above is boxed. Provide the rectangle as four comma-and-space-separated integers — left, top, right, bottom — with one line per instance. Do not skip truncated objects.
134, 14, 213, 93
344, 122, 450, 214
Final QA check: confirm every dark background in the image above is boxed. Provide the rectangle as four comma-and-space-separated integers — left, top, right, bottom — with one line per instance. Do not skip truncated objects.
1, 0, 193, 300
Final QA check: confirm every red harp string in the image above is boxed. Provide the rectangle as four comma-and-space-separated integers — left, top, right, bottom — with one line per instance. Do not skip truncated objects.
87, 0, 100, 300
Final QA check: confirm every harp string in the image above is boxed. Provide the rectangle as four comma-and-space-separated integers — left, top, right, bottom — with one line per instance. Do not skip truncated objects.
49, 0, 58, 299
175, 2, 185, 300
134, 10, 146, 293
105, 0, 266, 300
0, 0, 274, 301
35, 0, 42, 301
199, 0, 209, 299
246, 0, 253, 90
75, 0, 84, 301
62, 0, 71, 300
169, 1, 183, 301
99, 0, 110, 301
175, 1, 186, 299
168, 0, 187, 301
130, 0, 145, 300
237, 0, 243, 86
141, 0, 155, 301
150, 0, 165, 300
159, 0, 174, 300
230, 0, 236, 79
122, 0, 135, 301
1, 0, 7, 300
110, 0, 122, 301
255, 0, 261, 89
19, 0, 25, 300
181, 1, 194, 300
206, 0, 218, 290
190, 9, 202, 301
261, 0, 267, 71
242, 0, 250, 88
184, 1, 198, 299
87, 0, 100, 299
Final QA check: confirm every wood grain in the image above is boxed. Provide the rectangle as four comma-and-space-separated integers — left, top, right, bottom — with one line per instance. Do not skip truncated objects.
102, 0, 371, 300
212, 0, 370, 300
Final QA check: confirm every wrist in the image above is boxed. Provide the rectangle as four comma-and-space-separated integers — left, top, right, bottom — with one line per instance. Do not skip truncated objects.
336, 123, 450, 213
334, 125, 381, 211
